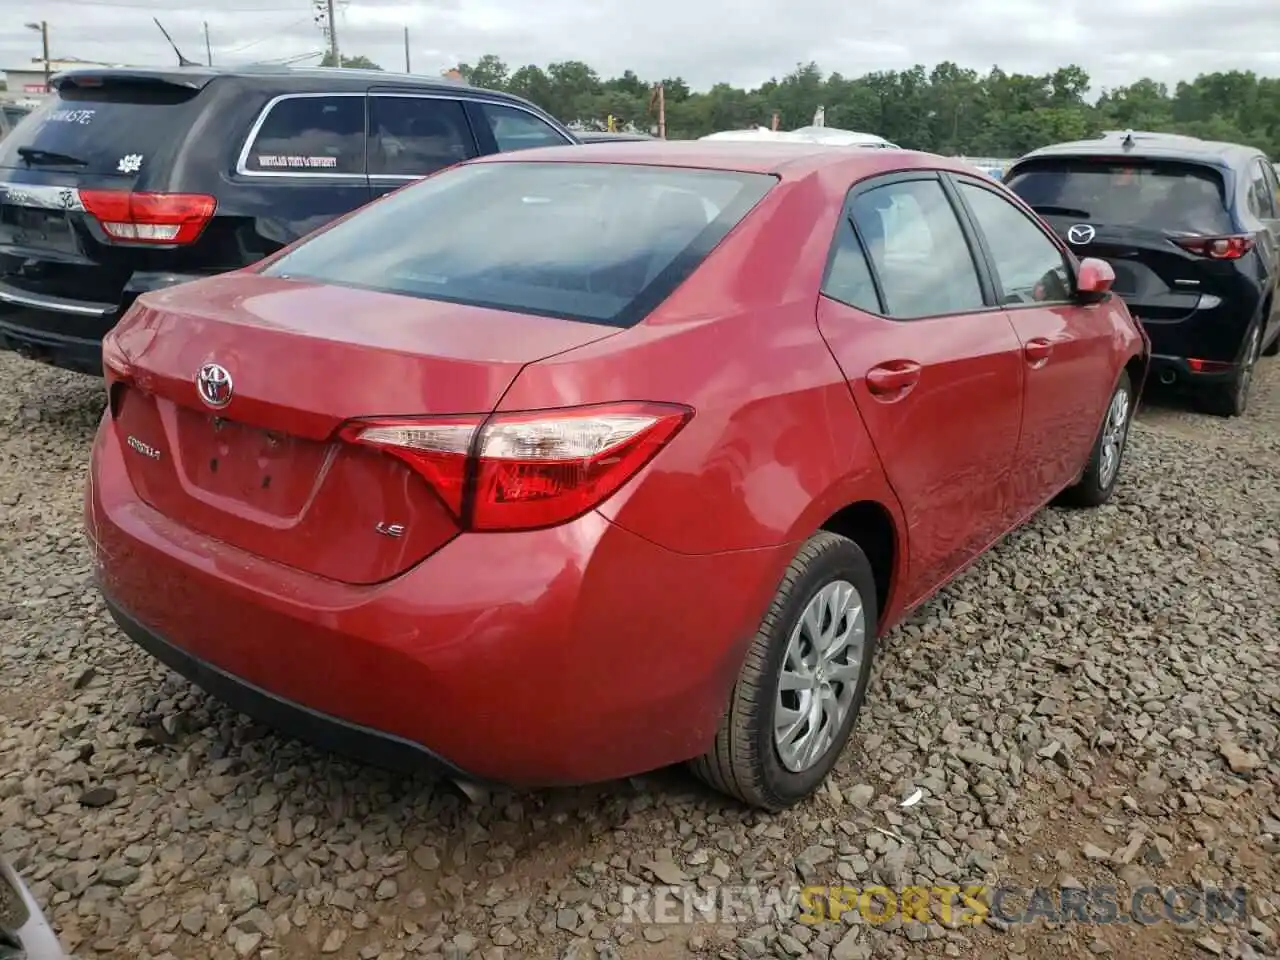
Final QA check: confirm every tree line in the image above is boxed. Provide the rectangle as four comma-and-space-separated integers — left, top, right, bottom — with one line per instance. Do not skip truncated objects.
442, 57, 1277, 159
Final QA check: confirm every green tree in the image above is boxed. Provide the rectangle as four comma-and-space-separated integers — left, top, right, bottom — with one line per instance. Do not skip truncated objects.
320, 53, 382, 70
430, 54, 1280, 157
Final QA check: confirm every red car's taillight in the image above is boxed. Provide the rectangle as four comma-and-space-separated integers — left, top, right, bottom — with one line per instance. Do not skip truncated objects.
79, 189, 217, 245
340, 401, 693, 531
1172, 234, 1254, 260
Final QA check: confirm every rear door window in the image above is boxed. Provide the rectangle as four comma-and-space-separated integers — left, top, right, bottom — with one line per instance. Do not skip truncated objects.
1006, 161, 1233, 234
848, 178, 985, 319
478, 103, 571, 152
0, 81, 204, 176
260, 161, 774, 327
367, 95, 476, 177
242, 94, 364, 175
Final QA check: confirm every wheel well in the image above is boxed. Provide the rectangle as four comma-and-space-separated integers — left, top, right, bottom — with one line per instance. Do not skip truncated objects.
820, 501, 897, 625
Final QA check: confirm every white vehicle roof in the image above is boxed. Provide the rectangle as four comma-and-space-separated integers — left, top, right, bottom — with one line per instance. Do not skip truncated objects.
699, 125, 899, 148
699, 128, 792, 142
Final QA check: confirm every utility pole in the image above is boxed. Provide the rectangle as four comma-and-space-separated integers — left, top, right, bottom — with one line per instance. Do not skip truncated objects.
403, 26, 410, 72
40, 22, 50, 91
203, 21, 212, 66
326, 0, 340, 65
24, 22, 50, 91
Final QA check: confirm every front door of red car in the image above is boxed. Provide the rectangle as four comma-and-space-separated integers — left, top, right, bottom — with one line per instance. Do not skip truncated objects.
816, 172, 1025, 607
947, 174, 1117, 514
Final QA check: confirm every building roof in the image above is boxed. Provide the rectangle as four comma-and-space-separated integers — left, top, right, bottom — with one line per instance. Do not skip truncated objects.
3, 57, 120, 74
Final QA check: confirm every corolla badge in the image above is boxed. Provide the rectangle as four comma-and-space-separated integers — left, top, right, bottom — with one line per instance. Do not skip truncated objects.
1067, 224, 1096, 245
126, 435, 161, 460
196, 362, 233, 409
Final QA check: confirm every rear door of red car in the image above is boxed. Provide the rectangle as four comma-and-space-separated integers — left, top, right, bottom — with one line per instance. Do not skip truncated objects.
945, 173, 1117, 512
815, 170, 1025, 607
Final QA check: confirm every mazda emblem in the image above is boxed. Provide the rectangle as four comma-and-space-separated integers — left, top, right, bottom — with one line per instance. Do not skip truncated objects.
196, 362, 233, 409
1067, 224, 1096, 245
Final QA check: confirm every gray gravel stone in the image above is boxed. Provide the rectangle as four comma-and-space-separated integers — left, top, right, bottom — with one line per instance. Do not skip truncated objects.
2, 344, 1279, 960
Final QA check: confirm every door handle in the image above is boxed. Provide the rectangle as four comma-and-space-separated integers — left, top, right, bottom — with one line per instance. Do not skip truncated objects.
865, 360, 922, 396
1024, 338, 1054, 364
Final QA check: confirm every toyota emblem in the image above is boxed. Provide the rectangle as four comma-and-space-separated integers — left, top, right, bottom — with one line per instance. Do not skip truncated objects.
196, 362, 233, 409
1067, 223, 1096, 245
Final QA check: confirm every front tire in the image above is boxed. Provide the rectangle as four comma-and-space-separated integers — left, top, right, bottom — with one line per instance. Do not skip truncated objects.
689, 532, 879, 811
1058, 369, 1134, 508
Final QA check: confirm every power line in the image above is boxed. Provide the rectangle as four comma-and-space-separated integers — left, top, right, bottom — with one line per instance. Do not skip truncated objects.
43, 0, 305, 10
217, 16, 312, 58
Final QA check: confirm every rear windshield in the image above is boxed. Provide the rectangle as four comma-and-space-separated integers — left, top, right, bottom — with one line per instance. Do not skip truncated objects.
0, 80, 201, 176
1006, 160, 1233, 234
261, 161, 776, 327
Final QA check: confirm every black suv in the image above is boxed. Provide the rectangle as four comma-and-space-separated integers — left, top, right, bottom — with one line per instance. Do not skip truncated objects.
1005, 131, 1280, 416
0, 65, 578, 374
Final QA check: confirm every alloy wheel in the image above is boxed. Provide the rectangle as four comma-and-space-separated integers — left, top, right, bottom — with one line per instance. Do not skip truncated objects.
774, 579, 866, 773
1098, 385, 1131, 490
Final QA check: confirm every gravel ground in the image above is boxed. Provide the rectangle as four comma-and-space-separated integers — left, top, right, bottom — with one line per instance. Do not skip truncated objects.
1, 349, 1278, 960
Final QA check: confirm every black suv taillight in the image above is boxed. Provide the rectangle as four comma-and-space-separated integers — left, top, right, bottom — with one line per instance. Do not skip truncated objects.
1172, 235, 1254, 260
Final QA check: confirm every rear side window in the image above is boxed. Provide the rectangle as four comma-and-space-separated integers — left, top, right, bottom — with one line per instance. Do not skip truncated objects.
261, 161, 775, 327
1248, 159, 1278, 219
1006, 160, 1233, 234
1264, 162, 1280, 216
849, 178, 985, 319
368, 96, 475, 177
822, 219, 881, 313
0, 81, 202, 177
479, 103, 570, 152
243, 95, 364, 175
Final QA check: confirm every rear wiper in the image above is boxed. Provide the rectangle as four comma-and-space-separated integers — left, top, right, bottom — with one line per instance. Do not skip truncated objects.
1030, 204, 1091, 218
16, 146, 87, 167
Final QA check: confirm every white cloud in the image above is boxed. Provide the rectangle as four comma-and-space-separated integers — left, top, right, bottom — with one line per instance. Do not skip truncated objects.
1, 0, 1277, 93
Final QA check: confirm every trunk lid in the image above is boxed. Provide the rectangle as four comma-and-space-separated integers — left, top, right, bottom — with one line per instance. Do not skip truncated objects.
1007, 157, 1238, 323
0, 72, 210, 306
107, 273, 623, 584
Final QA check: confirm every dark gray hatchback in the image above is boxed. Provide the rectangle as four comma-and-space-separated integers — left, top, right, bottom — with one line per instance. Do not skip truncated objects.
0, 65, 577, 374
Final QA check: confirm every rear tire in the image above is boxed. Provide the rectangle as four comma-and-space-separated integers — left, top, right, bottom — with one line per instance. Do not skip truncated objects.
1057, 369, 1134, 508
1263, 324, 1280, 357
689, 532, 879, 811
1200, 321, 1262, 418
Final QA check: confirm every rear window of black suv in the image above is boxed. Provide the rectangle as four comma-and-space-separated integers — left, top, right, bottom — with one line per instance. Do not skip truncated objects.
0, 79, 203, 177
1007, 159, 1234, 235
260, 161, 777, 327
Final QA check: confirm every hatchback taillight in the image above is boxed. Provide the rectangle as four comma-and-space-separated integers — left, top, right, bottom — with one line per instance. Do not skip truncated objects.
1172, 235, 1254, 260
79, 189, 216, 245
339, 401, 693, 531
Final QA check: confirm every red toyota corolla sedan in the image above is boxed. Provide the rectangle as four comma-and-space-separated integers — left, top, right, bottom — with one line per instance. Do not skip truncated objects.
86, 142, 1148, 810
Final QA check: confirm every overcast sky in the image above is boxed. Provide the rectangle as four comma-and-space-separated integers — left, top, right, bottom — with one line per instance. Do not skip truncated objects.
2, 0, 1278, 94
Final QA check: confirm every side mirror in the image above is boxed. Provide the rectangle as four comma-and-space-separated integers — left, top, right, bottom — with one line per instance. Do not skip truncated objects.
1076, 257, 1115, 303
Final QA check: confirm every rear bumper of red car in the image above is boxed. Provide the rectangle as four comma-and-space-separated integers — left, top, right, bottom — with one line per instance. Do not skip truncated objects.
86, 415, 789, 787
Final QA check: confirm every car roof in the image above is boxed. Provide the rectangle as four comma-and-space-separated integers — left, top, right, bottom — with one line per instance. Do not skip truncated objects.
474, 140, 982, 179
50, 64, 527, 102
1014, 132, 1265, 170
